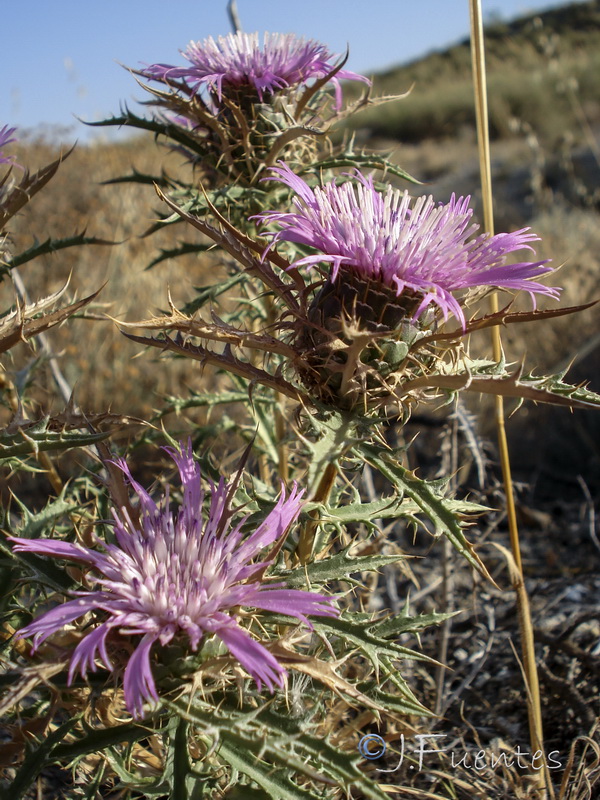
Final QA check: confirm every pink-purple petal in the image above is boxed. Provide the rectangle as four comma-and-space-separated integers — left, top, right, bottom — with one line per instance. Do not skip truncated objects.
10, 537, 112, 573
163, 441, 204, 518
249, 588, 339, 627
0, 124, 17, 165
233, 483, 304, 565
216, 621, 286, 692
67, 622, 113, 683
18, 597, 101, 649
111, 457, 159, 518
13, 446, 338, 718
123, 633, 160, 718
142, 32, 370, 108
257, 163, 560, 326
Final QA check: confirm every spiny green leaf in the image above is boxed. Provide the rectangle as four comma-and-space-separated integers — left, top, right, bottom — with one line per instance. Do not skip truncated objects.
3, 484, 82, 591
172, 717, 194, 799
278, 545, 406, 587
0, 715, 80, 800
171, 701, 322, 800
224, 787, 280, 800
362, 682, 431, 717
251, 397, 281, 465
152, 388, 273, 421
102, 751, 161, 794
372, 607, 457, 638
404, 361, 600, 411
306, 495, 401, 529
305, 409, 359, 490
359, 443, 490, 578
171, 699, 390, 800
52, 720, 162, 761
203, 733, 317, 800
146, 241, 213, 271
306, 153, 421, 185
312, 613, 436, 676
9, 487, 80, 540
101, 166, 176, 188
306, 495, 488, 530
81, 763, 107, 800
181, 273, 246, 314
0, 426, 111, 463
3, 233, 114, 273
85, 106, 206, 154
513, 369, 600, 409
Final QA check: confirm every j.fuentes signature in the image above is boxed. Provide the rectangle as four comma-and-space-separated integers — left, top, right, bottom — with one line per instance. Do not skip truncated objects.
358, 734, 562, 772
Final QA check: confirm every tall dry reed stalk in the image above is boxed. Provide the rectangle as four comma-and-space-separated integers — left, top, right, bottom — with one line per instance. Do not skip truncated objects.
469, 1, 549, 795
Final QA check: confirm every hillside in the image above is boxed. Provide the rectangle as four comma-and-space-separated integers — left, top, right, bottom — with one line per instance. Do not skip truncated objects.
347, 0, 600, 144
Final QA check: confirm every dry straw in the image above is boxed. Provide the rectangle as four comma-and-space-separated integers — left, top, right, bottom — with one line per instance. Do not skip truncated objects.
468, 1, 550, 796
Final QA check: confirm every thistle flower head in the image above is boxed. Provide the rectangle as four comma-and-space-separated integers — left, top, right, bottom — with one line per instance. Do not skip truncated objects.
144, 31, 370, 109
11, 443, 337, 718
0, 125, 17, 165
258, 163, 560, 327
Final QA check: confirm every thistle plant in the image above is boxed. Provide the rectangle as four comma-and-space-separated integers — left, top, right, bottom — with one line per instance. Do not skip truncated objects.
0, 126, 111, 465
10, 443, 338, 719
91, 27, 407, 240
2, 10, 600, 800
139, 30, 369, 178
254, 162, 560, 409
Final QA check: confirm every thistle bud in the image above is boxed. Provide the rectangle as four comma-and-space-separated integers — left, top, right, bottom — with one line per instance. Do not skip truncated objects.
296, 272, 434, 409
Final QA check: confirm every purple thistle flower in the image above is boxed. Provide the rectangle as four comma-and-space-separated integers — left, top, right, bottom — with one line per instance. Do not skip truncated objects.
144, 32, 370, 110
0, 125, 18, 165
11, 443, 338, 719
257, 163, 560, 327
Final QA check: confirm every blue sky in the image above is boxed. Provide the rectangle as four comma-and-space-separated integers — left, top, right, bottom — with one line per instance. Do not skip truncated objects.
2, 0, 581, 141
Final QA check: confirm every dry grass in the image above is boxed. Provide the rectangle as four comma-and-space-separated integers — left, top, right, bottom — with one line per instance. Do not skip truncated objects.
502, 205, 600, 372
3, 134, 225, 419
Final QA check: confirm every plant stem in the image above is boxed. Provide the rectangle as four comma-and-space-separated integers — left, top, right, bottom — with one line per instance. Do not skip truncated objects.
469, 2, 550, 795
296, 462, 338, 565
275, 392, 289, 483
435, 408, 459, 715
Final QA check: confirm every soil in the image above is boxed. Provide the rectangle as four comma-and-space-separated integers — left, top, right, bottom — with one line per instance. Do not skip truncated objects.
364, 409, 600, 799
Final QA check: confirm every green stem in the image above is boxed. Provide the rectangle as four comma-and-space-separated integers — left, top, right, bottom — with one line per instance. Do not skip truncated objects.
296, 462, 338, 565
